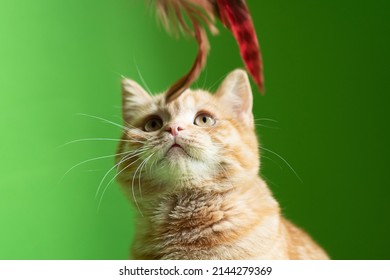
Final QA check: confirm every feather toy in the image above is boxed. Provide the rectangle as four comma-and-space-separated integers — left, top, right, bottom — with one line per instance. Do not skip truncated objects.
152, 0, 264, 102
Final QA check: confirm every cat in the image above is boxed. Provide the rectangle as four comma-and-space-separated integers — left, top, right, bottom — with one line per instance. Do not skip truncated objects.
115, 69, 329, 260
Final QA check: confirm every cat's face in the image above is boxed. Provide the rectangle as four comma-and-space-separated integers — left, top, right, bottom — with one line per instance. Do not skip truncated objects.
116, 69, 259, 194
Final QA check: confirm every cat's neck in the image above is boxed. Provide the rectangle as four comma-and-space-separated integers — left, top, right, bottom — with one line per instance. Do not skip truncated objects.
131, 176, 281, 259
139, 175, 277, 218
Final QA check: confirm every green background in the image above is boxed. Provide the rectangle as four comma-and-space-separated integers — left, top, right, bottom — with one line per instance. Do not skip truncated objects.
1, 0, 389, 259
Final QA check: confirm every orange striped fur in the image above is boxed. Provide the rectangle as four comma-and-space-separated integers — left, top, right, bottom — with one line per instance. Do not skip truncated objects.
116, 69, 328, 259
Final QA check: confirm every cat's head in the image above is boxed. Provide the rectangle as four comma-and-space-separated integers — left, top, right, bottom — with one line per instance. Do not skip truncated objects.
116, 69, 259, 194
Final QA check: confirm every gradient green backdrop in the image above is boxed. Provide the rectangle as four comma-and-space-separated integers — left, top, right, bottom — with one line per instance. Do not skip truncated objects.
1, 0, 389, 259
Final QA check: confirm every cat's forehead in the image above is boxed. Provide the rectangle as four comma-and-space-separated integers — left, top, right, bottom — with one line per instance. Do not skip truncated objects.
152, 89, 219, 118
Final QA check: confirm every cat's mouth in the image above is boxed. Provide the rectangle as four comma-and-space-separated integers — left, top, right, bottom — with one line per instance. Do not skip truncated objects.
167, 143, 185, 154
166, 143, 192, 158
170, 143, 182, 150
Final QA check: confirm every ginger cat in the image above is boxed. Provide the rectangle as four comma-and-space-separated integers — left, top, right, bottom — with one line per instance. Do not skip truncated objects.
115, 69, 329, 259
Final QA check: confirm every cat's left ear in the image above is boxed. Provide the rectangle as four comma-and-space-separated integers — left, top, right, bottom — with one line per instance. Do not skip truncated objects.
215, 69, 254, 127
121, 78, 152, 121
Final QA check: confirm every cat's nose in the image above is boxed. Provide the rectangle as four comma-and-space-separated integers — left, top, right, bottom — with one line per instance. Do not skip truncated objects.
166, 124, 184, 137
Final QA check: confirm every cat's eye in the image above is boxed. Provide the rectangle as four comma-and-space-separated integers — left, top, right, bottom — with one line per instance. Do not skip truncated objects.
144, 117, 163, 132
194, 113, 216, 127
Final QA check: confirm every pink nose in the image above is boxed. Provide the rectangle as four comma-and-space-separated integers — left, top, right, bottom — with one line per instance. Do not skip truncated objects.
166, 124, 184, 136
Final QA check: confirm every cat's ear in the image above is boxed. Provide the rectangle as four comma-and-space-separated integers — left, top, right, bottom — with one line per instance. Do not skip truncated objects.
121, 78, 152, 120
215, 69, 254, 127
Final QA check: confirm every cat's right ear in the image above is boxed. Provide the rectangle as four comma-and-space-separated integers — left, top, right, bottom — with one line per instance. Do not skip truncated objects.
121, 78, 152, 120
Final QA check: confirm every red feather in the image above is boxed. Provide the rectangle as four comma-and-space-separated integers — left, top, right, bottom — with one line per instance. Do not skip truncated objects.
216, 0, 264, 93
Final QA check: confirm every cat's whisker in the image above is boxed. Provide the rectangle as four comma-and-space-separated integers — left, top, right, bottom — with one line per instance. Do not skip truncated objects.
138, 153, 154, 200
96, 159, 126, 200
134, 156, 147, 200
126, 134, 152, 143
254, 118, 279, 129
209, 72, 229, 91
75, 114, 151, 142
59, 150, 133, 184
109, 70, 125, 80
124, 126, 154, 141
122, 119, 140, 131
131, 154, 154, 216
148, 152, 160, 175
124, 122, 150, 134
259, 172, 279, 189
254, 123, 280, 130
76, 113, 129, 131
95, 147, 150, 199
254, 118, 278, 123
58, 137, 145, 148
260, 146, 303, 182
121, 117, 140, 130
261, 154, 283, 170
97, 155, 145, 211
118, 115, 152, 140
134, 58, 153, 95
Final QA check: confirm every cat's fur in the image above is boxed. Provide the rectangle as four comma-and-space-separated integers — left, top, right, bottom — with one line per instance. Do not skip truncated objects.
115, 69, 329, 259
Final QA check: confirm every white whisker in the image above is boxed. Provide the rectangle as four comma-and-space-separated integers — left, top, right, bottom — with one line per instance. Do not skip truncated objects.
76, 113, 128, 131
134, 58, 153, 95
126, 128, 152, 140
138, 153, 154, 200
97, 156, 144, 210
59, 150, 132, 184
148, 152, 160, 175
76, 113, 151, 141
254, 118, 278, 123
131, 154, 154, 216
255, 123, 280, 130
209, 72, 228, 91
260, 146, 303, 182
261, 154, 283, 170
95, 147, 150, 199
58, 137, 144, 148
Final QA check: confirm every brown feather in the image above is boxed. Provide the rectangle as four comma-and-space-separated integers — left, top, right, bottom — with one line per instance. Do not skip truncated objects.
154, 0, 218, 102
165, 21, 210, 102
155, 0, 217, 36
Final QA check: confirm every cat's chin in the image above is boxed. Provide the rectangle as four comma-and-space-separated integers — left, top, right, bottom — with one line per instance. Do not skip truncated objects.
152, 154, 216, 187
